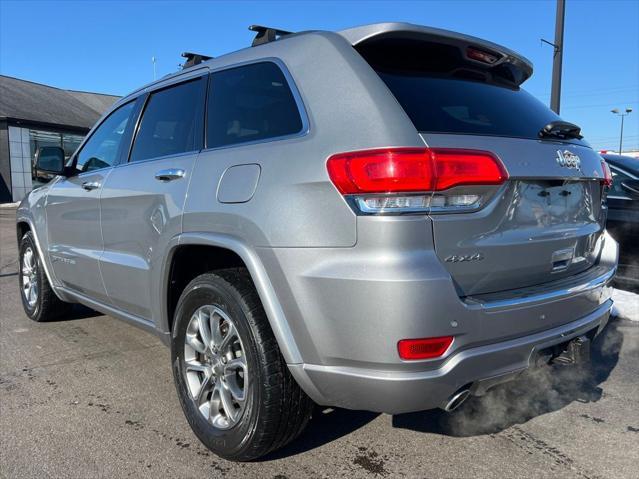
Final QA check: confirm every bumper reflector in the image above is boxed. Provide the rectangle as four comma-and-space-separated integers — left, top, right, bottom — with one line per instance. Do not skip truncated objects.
398, 336, 454, 360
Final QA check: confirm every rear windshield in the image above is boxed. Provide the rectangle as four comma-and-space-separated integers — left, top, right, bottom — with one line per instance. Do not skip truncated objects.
378, 71, 570, 141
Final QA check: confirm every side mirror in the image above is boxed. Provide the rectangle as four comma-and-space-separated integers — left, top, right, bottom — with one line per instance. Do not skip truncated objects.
35, 146, 66, 176
620, 179, 639, 199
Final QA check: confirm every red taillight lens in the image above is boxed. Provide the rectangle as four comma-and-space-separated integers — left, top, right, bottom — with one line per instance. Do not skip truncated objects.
601, 159, 613, 187
326, 148, 435, 194
430, 148, 508, 190
326, 148, 507, 195
398, 336, 454, 360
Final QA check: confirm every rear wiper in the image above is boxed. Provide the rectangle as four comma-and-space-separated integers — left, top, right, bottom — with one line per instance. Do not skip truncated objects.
539, 120, 583, 140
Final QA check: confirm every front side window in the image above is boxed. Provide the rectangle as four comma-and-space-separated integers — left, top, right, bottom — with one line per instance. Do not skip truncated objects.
207, 62, 303, 148
130, 77, 206, 163
74, 101, 135, 174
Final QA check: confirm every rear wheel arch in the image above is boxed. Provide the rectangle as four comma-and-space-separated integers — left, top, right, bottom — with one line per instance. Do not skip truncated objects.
165, 244, 245, 333
162, 235, 303, 364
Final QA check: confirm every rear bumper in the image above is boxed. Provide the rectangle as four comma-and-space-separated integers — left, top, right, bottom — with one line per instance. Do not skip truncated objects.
276, 229, 617, 414
289, 300, 611, 413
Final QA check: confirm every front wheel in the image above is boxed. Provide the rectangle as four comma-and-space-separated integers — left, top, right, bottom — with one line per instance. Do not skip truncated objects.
19, 231, 72, 322
171, 269, 313, 461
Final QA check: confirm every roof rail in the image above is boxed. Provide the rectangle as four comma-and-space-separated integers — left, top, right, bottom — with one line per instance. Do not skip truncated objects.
181, 52, 213, 69
249, 25, 293, 47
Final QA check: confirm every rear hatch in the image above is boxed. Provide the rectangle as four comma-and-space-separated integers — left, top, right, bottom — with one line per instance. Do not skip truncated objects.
347, 23, 608, 296
419, 134, 605, 296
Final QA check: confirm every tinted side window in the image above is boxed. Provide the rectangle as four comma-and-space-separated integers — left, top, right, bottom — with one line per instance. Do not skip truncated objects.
207, 62, 303, 148
130, 77, 205, 162
75, 101, 135, 173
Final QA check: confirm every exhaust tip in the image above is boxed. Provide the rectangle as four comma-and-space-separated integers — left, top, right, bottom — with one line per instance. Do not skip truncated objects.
442, 389, 471, 412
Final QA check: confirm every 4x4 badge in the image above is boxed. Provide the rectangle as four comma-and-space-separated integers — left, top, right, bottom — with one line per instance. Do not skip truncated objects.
556, 150, 581, 170
445, 253, 484, 263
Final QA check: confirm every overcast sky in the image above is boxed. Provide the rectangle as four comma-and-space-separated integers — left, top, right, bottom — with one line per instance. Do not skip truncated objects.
1, 0, 637, 151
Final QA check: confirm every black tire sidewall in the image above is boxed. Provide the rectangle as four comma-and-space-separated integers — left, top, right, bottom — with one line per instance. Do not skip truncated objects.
171, 277, 263, 459
19, 233, 43, 320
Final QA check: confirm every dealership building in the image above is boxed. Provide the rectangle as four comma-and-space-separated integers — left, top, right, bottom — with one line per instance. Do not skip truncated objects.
0, 75, 120, 203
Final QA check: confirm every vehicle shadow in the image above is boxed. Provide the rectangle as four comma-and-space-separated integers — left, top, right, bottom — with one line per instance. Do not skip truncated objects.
392, 319, 624, 437
55, 304, 103, 322
261, 408, 380, 461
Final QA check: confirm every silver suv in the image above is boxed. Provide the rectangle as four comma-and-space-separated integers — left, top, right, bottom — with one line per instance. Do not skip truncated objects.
16, 23, 618, 460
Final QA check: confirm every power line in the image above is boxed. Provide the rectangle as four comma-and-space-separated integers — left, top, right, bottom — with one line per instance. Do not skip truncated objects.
536, 85, 639, 98
561, 100, 639, 110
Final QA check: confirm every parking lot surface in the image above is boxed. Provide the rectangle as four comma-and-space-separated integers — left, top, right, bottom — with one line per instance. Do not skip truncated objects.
1, 206, 638, 479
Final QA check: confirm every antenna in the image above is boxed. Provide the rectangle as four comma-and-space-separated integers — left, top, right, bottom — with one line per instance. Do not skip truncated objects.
151, 56, 157, 80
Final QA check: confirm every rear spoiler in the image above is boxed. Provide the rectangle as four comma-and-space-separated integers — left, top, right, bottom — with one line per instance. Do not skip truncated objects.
338, 22, 533, 86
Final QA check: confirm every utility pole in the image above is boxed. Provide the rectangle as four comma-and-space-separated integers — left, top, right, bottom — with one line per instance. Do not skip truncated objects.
550, 0, 566, 114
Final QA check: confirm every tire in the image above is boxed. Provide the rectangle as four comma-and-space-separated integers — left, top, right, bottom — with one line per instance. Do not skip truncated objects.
171, 268, 313, 461
19, 231, 72, 322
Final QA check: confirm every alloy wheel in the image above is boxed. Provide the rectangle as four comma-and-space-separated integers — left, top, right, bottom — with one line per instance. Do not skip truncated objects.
21, 247, 38, 308
183, 305, 248, 430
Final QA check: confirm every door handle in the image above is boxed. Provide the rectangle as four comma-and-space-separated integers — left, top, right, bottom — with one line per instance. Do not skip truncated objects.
155, 168, 185, 182
82, 181, 101, 191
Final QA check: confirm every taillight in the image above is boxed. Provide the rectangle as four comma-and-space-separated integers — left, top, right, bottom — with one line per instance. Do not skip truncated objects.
398, 336, 454, 360
601, 159, 613, 187
326, 147, 507, 214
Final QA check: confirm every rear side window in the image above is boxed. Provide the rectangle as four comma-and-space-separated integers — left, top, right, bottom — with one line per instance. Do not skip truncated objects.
130, 77, 206, 162
378, 72, 563, 140
207, 62, 303, 148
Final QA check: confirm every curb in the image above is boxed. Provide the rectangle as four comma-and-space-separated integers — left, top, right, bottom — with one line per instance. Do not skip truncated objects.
0, 202, 19, 209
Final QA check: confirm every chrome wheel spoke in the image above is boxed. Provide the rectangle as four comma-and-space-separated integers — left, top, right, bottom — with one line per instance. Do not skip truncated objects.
185, 333, 206, 354
210, 311, 224, 349
224, 357, 246, 403
224, 357, 246, 375
196, 309, 212, 349
185, 359, 208, 374
29, 285, 37, 303
196, 372, 215, 405
218, 382, 238, 423
219, 322, 238, 353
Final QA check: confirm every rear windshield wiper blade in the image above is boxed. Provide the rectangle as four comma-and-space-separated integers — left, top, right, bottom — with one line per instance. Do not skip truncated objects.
539, 120, 583, 140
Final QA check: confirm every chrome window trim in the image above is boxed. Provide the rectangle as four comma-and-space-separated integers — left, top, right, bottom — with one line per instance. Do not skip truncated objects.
115, 150, 199, 169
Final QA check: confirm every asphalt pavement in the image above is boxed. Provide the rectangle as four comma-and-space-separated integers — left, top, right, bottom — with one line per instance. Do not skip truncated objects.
1, 206, 638, 479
